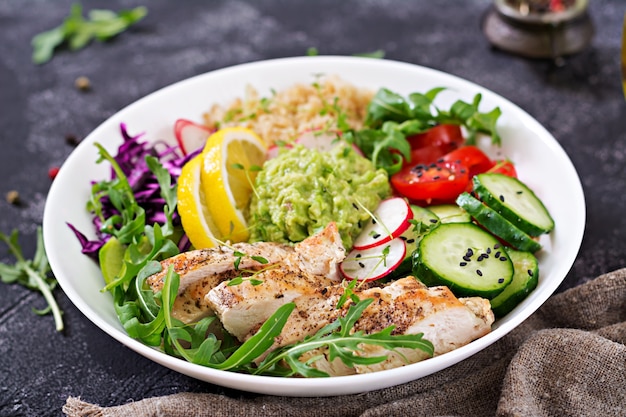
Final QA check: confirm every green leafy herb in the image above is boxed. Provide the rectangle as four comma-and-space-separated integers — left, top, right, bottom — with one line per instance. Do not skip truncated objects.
353, 50, 386, 59
32, 3, 148, 64
254, 298, 434, 377
0, 227, 64, 331
348, 87, 502, 173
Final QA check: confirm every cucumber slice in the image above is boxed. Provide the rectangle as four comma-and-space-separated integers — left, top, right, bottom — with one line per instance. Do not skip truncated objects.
429, 204, 471, 224
456, 192, 542, 253
490, 248, 539, 318
413, 223, 513, 298
388, 205, 438, 279
410, 204, 441, 231
473, 173, 554, 236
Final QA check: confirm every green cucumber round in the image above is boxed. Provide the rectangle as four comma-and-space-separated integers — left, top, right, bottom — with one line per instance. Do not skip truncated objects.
456, 192, 542, 253
428, 204, 471, 224
412, 222, 513, 298
473, 173, 554, 236
490, 248, 539, 318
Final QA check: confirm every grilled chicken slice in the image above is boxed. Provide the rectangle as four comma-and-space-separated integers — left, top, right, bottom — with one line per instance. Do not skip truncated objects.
302, 278, 494, 375
147, 222, 345, 323
209, 275, 494, 374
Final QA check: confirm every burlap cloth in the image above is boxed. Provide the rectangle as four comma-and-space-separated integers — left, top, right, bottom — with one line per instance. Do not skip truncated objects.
64, 268, 626, 417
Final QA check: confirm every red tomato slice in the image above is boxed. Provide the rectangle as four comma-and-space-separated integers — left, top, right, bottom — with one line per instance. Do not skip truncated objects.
391, 161, 470, 203
409, 143, 456, 165
488, 160, 517, 177
441, 145, 495, 177
407, 124, 465, 150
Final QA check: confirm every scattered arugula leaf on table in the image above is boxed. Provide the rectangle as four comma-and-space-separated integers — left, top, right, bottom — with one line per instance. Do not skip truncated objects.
32, 3, 148, 65
0, 227, 64, 332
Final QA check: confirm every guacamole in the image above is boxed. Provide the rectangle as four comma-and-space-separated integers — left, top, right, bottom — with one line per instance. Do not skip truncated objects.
249, 144, 391, 248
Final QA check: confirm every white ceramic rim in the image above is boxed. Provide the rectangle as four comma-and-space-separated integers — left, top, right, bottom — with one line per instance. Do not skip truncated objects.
43, 56, 585, 396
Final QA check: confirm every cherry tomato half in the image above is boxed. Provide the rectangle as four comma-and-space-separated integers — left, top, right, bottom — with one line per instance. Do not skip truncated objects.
409, 144, 456, 165
391, 161, 470, 203
441, 145, 495, 177
407, 124, 465, 150
487, 160, 517, 177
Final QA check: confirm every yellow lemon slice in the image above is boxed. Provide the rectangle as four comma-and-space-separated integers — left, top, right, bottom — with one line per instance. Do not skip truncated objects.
177, 154, 220, 249
200, 127, 267, 242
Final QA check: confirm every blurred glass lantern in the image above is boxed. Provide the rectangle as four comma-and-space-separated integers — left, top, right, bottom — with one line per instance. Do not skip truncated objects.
483, 0, 593, 63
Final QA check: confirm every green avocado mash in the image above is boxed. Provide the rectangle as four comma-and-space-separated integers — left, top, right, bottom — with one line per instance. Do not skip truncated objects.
249, 144, 391, 248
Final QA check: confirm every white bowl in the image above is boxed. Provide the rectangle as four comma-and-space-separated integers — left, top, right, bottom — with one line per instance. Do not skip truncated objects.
42, 56, 585, 396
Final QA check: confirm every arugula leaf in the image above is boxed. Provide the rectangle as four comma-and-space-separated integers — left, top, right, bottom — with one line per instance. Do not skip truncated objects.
31, 3, 147, 64
254, 298, 434, 377
0, 227, 64, 331
353, 86, 502, 172
214, 303, 295, 371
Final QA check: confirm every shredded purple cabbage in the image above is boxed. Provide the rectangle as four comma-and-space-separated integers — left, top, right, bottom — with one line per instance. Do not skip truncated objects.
69, 123, 196, 260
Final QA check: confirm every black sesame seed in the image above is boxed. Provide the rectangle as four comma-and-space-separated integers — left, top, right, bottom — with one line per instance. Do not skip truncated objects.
400, 236, 408, 241
500, 256, 507, 261
466, 248, 474, 257
516, 190, 523, 194
372, 233, 381, 239
358, 262, 365, 268
437, 158, 444, 163
406, 239, 415, 244
528, 269, 533, 276
429, 218, 438, 223
460, 262, 467, 266
356, 253, 362, 258
460, 169, 467, 174
476, 269, 483, 276
498, 278, 504, 283
372, 219, 377, 224
486, 248, 491, 254
352, 203, 359, 210
433, 175, 440, 180
494, 243, 501, 249
494, 251, 501, 258
499, 195, 505, 202
463, 255, 471, 262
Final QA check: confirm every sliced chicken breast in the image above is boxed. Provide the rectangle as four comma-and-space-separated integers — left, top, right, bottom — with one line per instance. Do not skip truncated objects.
147, 222, 345, 324
210, 275, 494, 375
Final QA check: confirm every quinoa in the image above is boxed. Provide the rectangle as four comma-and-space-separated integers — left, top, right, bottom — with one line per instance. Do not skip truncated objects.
202, 75, 374, 146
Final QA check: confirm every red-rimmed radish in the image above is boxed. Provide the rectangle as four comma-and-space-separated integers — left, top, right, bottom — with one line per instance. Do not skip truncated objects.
353, 197, 413, 250
340, 237, 406, 281
296, 129, 364, 156
174, 119, 213, 155
266, 143, 293, 159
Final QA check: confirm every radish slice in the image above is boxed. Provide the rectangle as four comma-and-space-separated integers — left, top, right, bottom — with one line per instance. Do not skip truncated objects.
266, 143, 293, 159
174, 119, 213, 155
296, 129, 364, 156
340, 237, 406, 281
352, 197, 413, 250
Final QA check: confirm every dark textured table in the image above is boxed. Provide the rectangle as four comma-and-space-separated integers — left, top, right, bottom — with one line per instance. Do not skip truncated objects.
0, 1, 624, 415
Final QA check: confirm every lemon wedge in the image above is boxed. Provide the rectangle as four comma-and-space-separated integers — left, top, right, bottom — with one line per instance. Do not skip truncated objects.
177, 154, 221, 249
200, 127, 267, 242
